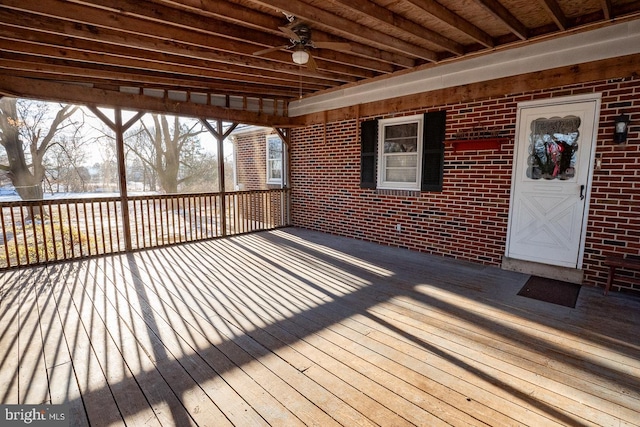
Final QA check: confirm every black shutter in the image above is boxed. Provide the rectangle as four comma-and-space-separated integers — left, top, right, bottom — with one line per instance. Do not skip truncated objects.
360, 119, 378, 188
421, 111, 446, 192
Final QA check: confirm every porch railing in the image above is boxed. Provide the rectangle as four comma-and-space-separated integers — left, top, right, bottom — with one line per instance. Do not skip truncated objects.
0, 189, 290, 270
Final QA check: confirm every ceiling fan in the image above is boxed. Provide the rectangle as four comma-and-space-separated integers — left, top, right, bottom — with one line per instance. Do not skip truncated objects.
253, 19, 352, 72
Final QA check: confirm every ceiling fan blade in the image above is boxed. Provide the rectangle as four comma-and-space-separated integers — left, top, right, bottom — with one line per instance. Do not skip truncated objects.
313, 42, 352, 51
306, 53, 318, 72
253, 45, 289, 56
278, 26, 301, 42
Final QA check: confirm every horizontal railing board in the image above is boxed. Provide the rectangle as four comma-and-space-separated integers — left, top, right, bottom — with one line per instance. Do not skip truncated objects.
0, 189, 290, 270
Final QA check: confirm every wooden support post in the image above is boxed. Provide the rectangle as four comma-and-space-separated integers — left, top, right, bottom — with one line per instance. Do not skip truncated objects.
115, 108, 132, 251
90, 106, 142, 252
216, 120, 227, 237
274, 127, 291, 225
201, 119, 237, 237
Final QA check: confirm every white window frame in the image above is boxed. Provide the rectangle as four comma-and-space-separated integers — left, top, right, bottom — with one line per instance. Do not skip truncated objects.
377, 114, 423, 190
266, 135, 284, 185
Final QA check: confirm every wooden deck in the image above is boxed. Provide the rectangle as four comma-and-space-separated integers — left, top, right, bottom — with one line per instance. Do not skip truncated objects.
1, 228, 639, 426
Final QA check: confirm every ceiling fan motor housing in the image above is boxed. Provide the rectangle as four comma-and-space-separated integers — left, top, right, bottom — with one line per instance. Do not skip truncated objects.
293, 25, 312, 46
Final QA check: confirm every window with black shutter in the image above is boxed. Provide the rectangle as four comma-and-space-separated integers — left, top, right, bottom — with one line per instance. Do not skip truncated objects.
359, 111, 445, 191
360, 119, 378, 188
421, 111, 446, 192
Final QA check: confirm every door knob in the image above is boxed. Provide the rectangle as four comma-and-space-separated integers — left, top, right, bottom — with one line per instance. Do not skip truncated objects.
580, 185, 585, 200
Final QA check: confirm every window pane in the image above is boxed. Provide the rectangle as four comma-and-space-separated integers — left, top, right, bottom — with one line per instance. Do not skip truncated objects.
266, 136, 283, 183
527, 116, 580, 181
269, 160, 282, 179
268, 138, 282, 159
385, 122, 417, 139
384, 123, 418, 153
386, 168, 417, 182
386, 154, 417, 167
377, 116, 422, 189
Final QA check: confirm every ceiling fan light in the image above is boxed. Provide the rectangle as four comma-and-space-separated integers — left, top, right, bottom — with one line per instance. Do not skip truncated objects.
292, 49, 309, 65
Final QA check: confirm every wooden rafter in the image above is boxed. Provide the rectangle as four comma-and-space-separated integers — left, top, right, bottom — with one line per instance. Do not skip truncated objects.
243, 0, 438, 61
474, 0, 528, 40
0, 0, 638, 118
538, 0, 568, 30
327, 0, 464, 55
1, 1, 383, 81
0, 75, 300, 127
403, 0, 495, 48
601, 0, 613, 20
0, 30, 342, 90
75, 0, 402, 72
0, 55, 306, 99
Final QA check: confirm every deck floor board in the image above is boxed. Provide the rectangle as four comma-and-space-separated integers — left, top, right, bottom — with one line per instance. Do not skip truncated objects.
1, 228, 640, 426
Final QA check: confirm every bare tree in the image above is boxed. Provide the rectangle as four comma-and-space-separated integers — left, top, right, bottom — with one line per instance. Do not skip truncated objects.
0, 97, 80, 200
44, 135, 89, 193
127, 114, 207, 193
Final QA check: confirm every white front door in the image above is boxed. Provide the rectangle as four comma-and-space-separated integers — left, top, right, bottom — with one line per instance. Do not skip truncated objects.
506, 94, 601, 268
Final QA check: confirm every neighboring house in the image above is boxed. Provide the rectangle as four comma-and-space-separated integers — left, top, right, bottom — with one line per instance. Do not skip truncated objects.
232, 126, 286, 191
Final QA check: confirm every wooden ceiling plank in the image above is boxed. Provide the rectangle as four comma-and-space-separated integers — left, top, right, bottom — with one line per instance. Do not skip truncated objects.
0, 31, 348, 89
72, 0, 399, 72
1, 68, 312, 100
538, 0, 568, 30
157, 0, 414, 68
473, 0, 529, 40
2, 0, 638, 106
242, 0, 439, 61
151, 0, 286, 34
0, 56, 306, 98
403, 0, 494, 48
0, 74, 299, 127
327, 0, 464, 55
155, 0, 415, 67
0, 8, 370, 84
0, 35, 335, 92
0, 1, 381, 79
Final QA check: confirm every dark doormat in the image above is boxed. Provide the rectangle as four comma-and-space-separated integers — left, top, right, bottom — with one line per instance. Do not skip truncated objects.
517, 276, 581, 308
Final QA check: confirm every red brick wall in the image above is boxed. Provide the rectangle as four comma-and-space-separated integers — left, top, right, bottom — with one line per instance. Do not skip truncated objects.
288, 76, 640, 293
234, 131, 285, 191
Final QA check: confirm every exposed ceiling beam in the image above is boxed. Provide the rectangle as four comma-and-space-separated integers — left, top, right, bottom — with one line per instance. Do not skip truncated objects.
327, 0, 464, 55
152, 0, 297, 38
474, 0, 528, 40
601, 0, 612, 20
2, 0, 638, 115
0, 55, 307, 98
71, 0, 401, 71
0, 8, 375, 87
156, 0, 416, 68
0, 1, 383, 79
0, 74, 300, 127
0, 34, 337, 92
538, 0, 568, 30
242, 0, 439, 61
403, 0, 494, 48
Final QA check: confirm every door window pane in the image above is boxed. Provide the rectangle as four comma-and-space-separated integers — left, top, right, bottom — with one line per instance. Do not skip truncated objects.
527, 116, 580, 180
